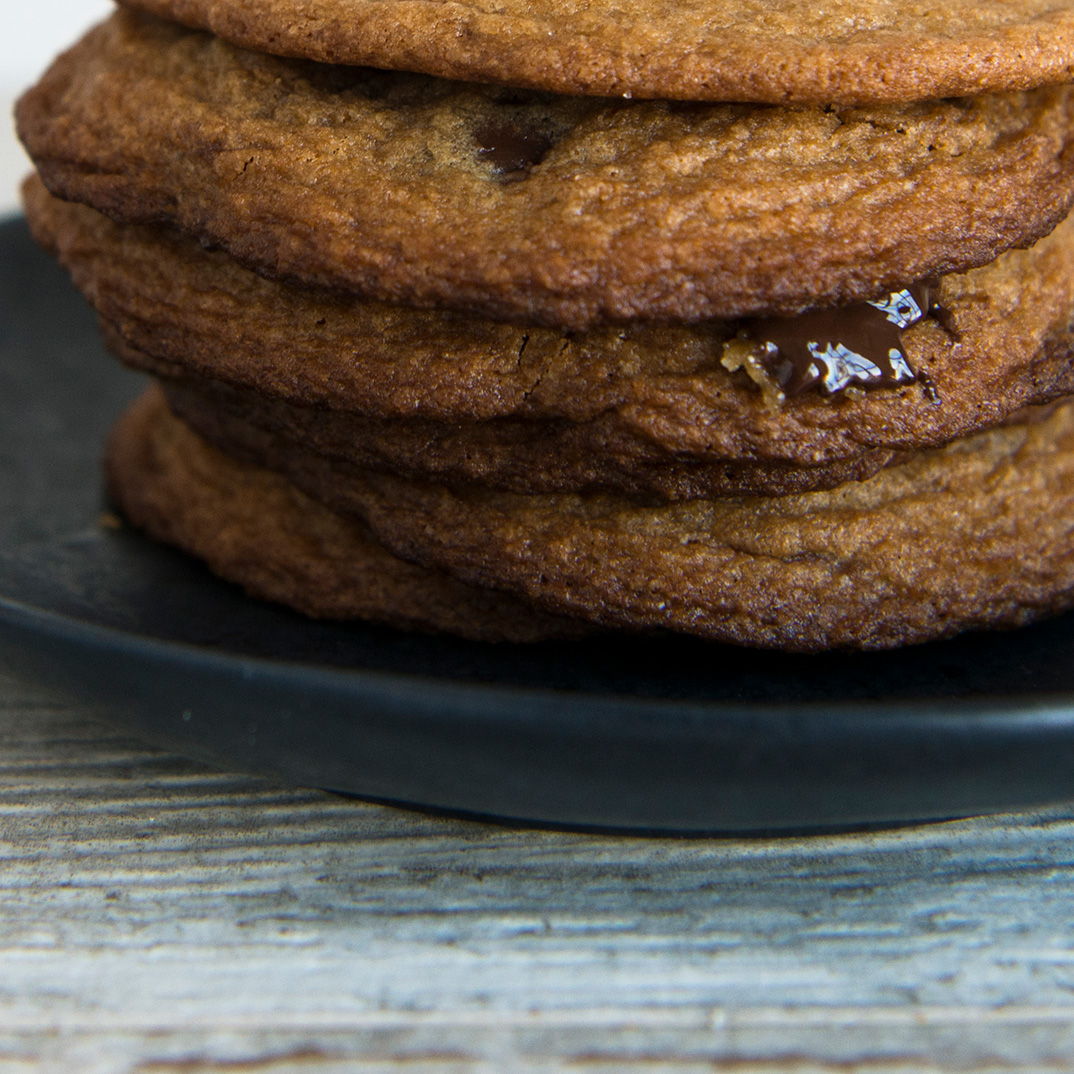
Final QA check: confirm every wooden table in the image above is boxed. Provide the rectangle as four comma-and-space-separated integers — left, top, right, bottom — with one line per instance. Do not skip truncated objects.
3, 664, 1074, 1071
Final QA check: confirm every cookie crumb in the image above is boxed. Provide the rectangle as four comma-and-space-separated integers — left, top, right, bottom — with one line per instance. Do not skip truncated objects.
721, 338, 785, 409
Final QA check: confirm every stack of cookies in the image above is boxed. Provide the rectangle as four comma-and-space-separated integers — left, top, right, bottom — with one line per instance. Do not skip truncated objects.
16, 0, 1074, 650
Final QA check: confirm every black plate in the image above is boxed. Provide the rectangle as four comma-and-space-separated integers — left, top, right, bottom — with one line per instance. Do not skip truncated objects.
4, 215, 1074, 832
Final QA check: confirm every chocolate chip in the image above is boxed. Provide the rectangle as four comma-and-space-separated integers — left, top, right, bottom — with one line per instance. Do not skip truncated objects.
474, 122, 554, 176
745, 283, 934, 396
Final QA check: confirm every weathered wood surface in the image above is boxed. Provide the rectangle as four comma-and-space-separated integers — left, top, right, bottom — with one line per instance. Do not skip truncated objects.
3, 666, 1074, 1072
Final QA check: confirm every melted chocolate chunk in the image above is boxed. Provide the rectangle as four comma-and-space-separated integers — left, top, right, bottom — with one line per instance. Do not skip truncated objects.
474, 122, 554, 176
744, 283, 943, 397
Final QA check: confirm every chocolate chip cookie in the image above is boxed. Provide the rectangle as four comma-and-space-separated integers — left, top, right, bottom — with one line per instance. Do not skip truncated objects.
18, 10, 1074, 328
27, 177, 1074, 499
167, 385, 1074, 652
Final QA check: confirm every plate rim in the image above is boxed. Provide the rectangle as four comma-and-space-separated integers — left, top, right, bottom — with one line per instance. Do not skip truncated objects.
5, 589, 1074, 728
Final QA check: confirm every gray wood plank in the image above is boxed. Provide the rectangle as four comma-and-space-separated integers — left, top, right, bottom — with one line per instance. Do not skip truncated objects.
2, 667, 1074, 1072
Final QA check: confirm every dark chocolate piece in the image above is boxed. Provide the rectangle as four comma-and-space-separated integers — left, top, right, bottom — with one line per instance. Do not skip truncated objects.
473, 123, 554, 176
745, 283, 940, 396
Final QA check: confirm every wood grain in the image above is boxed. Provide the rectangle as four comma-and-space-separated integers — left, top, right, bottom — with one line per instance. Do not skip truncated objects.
2, 666, 1074, 1072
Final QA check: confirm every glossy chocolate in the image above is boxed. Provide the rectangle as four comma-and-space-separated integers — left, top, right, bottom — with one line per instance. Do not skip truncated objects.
745, 283, 951, 396
473, 123, 554, 176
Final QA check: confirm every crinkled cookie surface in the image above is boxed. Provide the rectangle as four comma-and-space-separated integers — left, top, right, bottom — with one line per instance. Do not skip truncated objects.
17, 11, 1074, 327
163, 386, 1074, 652
27, 179, 1074, 499
107, 389, 589, 642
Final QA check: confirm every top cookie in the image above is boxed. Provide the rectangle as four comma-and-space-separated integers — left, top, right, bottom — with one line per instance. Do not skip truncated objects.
117, 0, 1074, 103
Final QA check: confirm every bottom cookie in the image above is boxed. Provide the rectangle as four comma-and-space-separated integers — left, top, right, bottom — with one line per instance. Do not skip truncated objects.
113, 385, 1074, 652
105, 388, 590, 643
162, 380, 1074, 652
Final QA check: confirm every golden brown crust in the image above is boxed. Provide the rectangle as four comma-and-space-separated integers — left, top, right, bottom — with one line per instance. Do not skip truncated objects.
106, 388, 590, 642
117, 0, 1074, 105
26, 177, 1074, 498
18, 11, 1074, 328
180, 390, 1074, 652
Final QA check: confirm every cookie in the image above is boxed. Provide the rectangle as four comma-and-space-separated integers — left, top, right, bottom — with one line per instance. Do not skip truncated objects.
174, 385, 1074, 652
106, 389, 589, 642
27, 177, 1074, 499
18, 11, 1074, 328
118, 0, 1074, 104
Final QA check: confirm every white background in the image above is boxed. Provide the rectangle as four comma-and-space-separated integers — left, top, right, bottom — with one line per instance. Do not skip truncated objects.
1, 0, 113, 216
